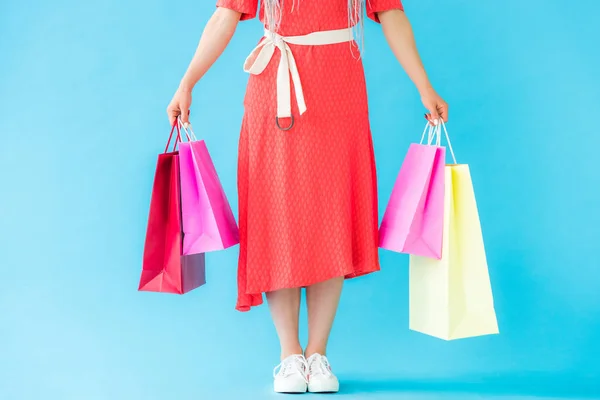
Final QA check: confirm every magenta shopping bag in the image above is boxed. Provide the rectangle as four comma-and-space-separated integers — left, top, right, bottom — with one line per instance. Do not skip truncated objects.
179, 124, 239, 254
379, 124, 446, 259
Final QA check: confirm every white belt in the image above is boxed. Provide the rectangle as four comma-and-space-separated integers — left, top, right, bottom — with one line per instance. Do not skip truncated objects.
243, 27, 354, 130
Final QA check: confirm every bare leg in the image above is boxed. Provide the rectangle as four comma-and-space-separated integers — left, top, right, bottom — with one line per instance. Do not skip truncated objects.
266, 287, 303, 360
305, 277, 344, 358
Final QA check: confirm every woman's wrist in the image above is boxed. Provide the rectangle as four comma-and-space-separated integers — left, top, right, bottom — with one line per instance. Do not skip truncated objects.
416, 81, 435, 95
178, 78, 195, 93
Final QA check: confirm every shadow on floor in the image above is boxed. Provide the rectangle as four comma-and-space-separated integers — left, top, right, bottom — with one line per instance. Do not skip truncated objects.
339, 373, 600, 399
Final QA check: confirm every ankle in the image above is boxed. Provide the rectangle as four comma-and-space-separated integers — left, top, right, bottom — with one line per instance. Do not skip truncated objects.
304, 346, 326, 359
281, 346, 304, 360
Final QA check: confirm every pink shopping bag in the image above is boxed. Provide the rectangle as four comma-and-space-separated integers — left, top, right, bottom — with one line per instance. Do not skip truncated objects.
178, 122, 240, 254
379, 123, 446, 259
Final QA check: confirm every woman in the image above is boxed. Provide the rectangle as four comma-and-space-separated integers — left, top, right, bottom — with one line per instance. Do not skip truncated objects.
167, 0, 448, 394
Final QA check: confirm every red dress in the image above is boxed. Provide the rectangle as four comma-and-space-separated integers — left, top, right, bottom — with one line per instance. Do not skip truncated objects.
215, 0, 404, 311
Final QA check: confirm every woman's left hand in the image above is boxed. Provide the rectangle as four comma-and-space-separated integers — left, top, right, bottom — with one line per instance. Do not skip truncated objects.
421, 88, 448, 125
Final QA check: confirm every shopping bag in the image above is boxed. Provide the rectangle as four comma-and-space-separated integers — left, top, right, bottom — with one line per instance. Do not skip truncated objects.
139, 123, 206, 294
409, 123, 498, 340
178, 122, 239, 254
379, 123, 446, 259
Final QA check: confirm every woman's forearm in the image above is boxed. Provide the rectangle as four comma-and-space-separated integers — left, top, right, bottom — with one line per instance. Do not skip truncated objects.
179, 8, 242, 91
378, 10, 432, 95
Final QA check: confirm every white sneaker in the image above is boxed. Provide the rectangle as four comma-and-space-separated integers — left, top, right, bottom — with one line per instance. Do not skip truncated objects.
307, 353, 339, 393
273, 354, 308, 393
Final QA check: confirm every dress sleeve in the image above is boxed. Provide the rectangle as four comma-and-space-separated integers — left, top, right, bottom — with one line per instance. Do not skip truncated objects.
366, 0, 404, 23
216, 0, 258, 21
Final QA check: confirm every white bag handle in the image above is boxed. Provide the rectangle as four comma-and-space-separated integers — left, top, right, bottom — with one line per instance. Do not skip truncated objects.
438, 120, 457, 164
177, 116, 198, 142
418, 120, 458, 164
419, 122, 437, 146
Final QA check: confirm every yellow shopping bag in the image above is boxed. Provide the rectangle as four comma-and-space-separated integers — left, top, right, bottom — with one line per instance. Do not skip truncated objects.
409, 163, 499, 340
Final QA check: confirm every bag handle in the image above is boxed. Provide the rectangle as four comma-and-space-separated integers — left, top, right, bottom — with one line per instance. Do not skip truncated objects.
419, 122, 437, 146
438, 120, 457, 164
164, 119, 194, 153
418, 120, 458, 164
178, 116, 198, 141
164, 122, 182, 153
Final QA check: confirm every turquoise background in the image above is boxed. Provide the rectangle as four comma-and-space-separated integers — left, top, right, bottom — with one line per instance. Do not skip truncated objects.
1, 0, 599, 399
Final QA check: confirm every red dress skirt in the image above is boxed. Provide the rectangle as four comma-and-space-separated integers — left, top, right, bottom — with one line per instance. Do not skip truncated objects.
215, 0, 404, 311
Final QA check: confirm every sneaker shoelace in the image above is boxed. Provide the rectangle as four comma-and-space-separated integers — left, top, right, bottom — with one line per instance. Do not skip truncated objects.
273, 355, 309, 383
308, 354, 333, 378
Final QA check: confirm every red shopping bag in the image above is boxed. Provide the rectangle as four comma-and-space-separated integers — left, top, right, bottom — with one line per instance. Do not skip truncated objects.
139, 123, 206, 294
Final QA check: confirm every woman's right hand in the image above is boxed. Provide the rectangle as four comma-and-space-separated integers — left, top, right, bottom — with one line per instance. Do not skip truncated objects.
166, 87, 193, 127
